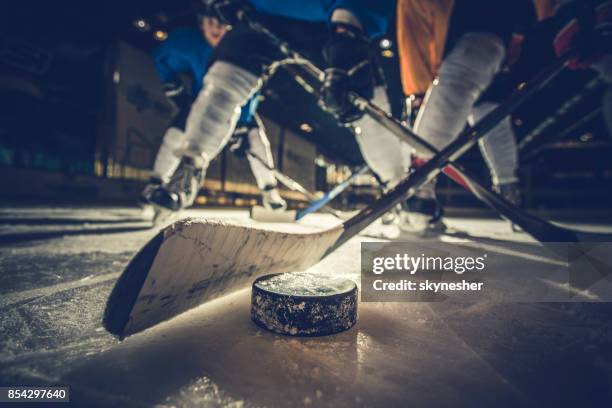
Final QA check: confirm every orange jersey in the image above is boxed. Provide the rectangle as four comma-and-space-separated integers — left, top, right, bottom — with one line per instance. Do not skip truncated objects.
397, 0, 561, 96
533, 0, 563, 20
396, 0, 455, 95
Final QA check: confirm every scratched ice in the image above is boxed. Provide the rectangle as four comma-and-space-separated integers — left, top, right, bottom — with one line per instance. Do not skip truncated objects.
1, 206, 612, 407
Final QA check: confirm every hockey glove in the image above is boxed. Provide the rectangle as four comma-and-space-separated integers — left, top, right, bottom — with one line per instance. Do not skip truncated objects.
553, 0, 612, 69
321, 24, 374, 124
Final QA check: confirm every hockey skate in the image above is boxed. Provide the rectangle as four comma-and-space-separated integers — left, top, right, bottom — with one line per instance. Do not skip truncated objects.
381, 204, 401, 225
250, 185, 295, 223
139, 177, 163, 207
138, 176, 163, 221
262, 185, 287, 211
494, 181, 523, 232
399, 196, 447, 237
149, 155, 206, 224
398, 194, 447, 238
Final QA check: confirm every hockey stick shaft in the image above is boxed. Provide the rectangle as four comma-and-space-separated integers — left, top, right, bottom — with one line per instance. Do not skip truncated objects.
246, 149, 356, 218
248, 150, 317, 199
296, 165, 369, 220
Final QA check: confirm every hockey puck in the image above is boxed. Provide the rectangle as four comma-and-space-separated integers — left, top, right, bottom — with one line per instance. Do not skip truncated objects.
251, 272, 358, 336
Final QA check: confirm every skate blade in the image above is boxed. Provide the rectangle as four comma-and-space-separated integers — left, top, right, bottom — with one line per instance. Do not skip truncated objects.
250, 206, 297, 223
140, 204, 156, 221
399, 215, 448, 238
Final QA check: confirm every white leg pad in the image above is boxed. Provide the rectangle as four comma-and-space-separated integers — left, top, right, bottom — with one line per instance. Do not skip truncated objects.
470, 102, 518, 186
246, 126, 278, 189
184, 61, 261, 160
152, 127, 185, 182
354, 87, 413, 187
413, 33, 506, 155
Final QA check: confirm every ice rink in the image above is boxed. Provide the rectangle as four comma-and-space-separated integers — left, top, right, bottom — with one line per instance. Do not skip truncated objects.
1, 206, 612, 407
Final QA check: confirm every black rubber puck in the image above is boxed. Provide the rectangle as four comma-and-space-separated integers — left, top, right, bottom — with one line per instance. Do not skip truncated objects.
251, 272, 358, 336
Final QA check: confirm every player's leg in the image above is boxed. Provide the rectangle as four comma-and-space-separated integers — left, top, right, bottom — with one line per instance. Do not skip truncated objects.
150, 21, 277, 211
140, 127, 185, 206
140, 94, 192, 207
354, 86, 413, 188
245, 121, 286, 210
470, 102, 521, 206
404, 32, 506, 233
353, 86, 413, 224
150, 60, 259, 210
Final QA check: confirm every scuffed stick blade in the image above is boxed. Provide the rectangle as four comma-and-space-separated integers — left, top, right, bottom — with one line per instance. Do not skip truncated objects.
250, 205, 297, 223
103, 218, 343, 338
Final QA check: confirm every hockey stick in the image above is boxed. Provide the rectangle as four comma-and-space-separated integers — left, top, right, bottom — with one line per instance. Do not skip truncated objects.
518, 77, 604, 151
238, 12, 609, 244
296, 165, 369, 220
245, 150, 317, 200
245, 149, 365, 219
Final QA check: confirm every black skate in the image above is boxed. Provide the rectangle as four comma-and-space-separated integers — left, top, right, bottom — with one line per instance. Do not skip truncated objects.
262, 185, 287, 211
139, 177, 163, 207
149, 156, 206, 224
494, 182, 522, 232
399, 196, 447, 237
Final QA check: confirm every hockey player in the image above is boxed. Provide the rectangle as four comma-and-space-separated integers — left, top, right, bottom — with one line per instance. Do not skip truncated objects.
149, 0, 396, 212
393, 0, 547, 234
539, 0, 612, 136
141, 8, 286, 213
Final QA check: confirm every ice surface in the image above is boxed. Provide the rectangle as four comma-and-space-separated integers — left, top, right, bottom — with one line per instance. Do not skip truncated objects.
1, 206, 612, 407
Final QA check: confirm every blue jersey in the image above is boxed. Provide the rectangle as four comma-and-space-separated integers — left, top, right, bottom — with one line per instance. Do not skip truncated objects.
250, 0, 394, 38
153, 27, 258, 125
153, 27, 213, 95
